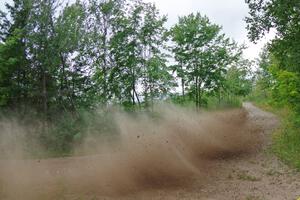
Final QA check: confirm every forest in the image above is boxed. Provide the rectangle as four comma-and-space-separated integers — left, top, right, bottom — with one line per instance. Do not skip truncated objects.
247, 0, 300, 169
0, 0, 252, 155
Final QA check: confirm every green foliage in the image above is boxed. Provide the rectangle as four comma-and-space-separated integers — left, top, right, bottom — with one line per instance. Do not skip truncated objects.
225, 63, 253, 97
168, 92, 242, 110
167, 93, 195, 107
246, 0, 300, 93
0, 27, 27, 108
246, 0, 300, 74
250, 46, 300, 169
246, 0, 300, 110
272, 109, 300, 170
0, 0, 252, 156
42, 109, 118, 156
170, 13, 244, 108
270, 68, 300, 111
205, 95, 242, 110
246, 0, 300, 168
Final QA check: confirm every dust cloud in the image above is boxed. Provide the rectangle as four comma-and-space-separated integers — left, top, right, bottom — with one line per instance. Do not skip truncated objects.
0, 104, 261, 200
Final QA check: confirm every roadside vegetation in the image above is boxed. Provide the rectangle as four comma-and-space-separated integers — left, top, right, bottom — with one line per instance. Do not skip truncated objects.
0, 0, 252, 157
246, 0, 300, 170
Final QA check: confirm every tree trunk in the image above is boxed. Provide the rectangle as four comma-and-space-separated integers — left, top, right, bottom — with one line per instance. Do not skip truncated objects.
42, 71, 48, 116
132, 90, 135, 105
132, 76, 136, 106
150, 82, 154, 112
197, 80, 202, 110
42, 70, 48, 135
195, 76, 199, 109
181, 62, 185, 97
182, 78, 185, 97
59, 52, 67, 103
41, 68, 49, 132
218, 88, 221, 105
198, 85, 202, 109
134, 88, 141, 108
102, 15, 108, 105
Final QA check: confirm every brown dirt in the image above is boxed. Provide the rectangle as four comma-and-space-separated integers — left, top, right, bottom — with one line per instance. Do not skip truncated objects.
0, 103, 299, 200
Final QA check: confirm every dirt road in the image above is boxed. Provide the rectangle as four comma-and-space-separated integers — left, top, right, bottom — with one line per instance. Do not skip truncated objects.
198, 103, 300, 200
111, 103, 300, 200
0, 103, 299, 200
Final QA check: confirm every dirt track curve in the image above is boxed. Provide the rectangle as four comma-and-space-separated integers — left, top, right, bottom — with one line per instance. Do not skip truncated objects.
0, 102, 299, 200
198, 103, 300, 200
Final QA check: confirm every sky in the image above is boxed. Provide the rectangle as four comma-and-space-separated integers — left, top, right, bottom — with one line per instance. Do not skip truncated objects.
143, 0, 275, 60
0, 0, 275, 60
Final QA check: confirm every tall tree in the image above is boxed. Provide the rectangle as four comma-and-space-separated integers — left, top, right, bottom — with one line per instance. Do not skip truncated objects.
246, 0, 300, 111
224, 59, 253, 97
245, 0, 300, 73
83, 0, 125, 106
171, 13, 242, 108
140, 3, 173, 108
54, 1, 86, 110
109, 0, 143, 106
0, 0, 31, 110
25, 0, 61, 117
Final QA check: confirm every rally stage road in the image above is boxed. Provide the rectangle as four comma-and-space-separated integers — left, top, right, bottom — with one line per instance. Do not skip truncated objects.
0, 103, 299, 200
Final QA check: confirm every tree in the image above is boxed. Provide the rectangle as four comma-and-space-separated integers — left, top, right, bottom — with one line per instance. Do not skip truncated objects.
139, 3, 173, 109
171, 13, 242, 108
82, 0, 125, 106
0, 0, 31, 110
109, 0, 143, 107
246, 0, 300, 111
224, 59, 253, 97
24, 0, 60, 117
108, 0, 173, 108
245, 0, 300, 73
54, 1, 87, 110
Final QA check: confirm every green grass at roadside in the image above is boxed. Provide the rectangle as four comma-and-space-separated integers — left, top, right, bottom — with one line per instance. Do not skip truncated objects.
169, 94, 243, 110
251, 99, 300, 170
206, 95, 242, 110
272, 111, 300, 170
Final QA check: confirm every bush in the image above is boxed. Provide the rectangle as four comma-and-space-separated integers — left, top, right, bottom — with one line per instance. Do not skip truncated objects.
206, 95, 242, 110
272, 110, 300, 170
0, 108, 120, 158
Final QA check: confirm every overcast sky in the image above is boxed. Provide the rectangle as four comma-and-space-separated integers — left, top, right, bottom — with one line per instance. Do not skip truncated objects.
0, 0, 275, 60
143, 0, 275, 60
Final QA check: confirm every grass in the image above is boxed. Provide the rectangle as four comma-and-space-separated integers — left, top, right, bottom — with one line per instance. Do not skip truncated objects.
246, 195, 263, 200
169, 94, 243, 111
265, 169, 281, 176
251, 97, 300, 171
272, 116, 300, 170
237, 171, 261, 182
206, 95, 242, 110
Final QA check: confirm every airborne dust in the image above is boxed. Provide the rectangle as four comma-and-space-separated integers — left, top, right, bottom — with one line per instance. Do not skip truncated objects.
0, 104, 261, 200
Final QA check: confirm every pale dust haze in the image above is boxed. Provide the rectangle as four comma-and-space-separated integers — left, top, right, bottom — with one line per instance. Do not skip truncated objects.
0, 104, 262, 200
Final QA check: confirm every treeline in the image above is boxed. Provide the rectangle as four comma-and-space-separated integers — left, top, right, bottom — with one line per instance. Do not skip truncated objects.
0, 0, 253, 154
1, 0, 172, 115
246, 0, 300, 168
0, 0, 252, 114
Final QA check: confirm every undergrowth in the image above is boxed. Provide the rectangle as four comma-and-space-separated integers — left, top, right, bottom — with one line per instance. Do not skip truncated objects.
272, 111, 300, 170
252, 99, 300, 171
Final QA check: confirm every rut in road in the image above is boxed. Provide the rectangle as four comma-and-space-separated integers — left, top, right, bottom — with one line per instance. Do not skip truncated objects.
0, 104, 262, 200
